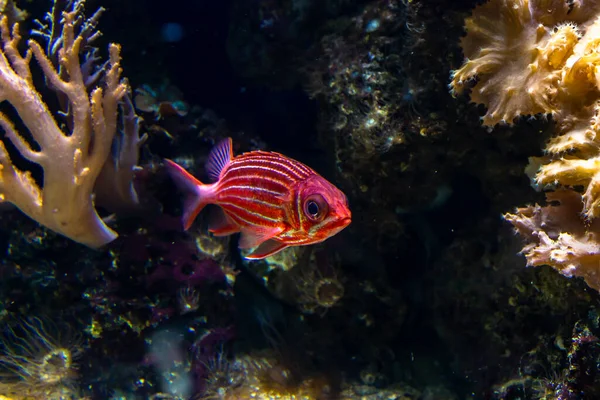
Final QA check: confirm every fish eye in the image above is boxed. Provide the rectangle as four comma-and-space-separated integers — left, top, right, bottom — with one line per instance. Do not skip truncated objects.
303, 194, 328, 222
307, 201, 319, 216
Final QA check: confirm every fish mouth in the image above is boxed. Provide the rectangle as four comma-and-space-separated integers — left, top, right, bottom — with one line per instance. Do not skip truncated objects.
332, 217, 352, 233
320, 215, 352, 237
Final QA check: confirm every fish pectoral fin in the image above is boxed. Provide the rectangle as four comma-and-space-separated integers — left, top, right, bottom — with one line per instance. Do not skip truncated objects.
208, 207, 240, 236
245, 240, 289, 260
238, 226, 284, 250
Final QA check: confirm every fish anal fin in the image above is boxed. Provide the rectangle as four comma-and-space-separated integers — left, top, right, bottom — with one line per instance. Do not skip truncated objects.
206, 138, 233, 182
208, 207, 240, 236
246, 240, 289, 260
238, 226, 284, 250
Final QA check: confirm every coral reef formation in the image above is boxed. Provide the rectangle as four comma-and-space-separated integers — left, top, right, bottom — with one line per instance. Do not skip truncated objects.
505, 189, 600, 291
0, 0, 144, 247
3, 0, 600, 399
0, 0, 26, 26
450, 0, 598, 126
451, 0, 600, 292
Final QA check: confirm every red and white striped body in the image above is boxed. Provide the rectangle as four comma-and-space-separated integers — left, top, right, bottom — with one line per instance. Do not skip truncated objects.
165, 138, 351, 259
215, 150, 312, 236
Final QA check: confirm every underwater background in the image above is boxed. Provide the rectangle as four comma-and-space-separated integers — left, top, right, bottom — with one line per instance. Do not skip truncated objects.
0, 0, 599, 399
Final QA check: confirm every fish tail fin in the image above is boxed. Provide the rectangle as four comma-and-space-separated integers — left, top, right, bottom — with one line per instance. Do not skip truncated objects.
164, 159, 213, 230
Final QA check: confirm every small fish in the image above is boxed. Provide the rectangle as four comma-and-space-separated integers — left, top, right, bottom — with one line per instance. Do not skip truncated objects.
165, 138, 351, 259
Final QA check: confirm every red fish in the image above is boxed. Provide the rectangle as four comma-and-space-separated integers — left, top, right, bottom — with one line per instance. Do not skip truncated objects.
165, 138, 351, 259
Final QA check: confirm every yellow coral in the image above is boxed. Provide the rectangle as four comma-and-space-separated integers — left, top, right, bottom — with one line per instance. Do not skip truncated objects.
450, 0, 583, 125
504, 190, 600, 291
535, 18, 600, 222
454, 0, 600, 291
545, 23, 580, 69
559, 17, 600, 101
0, 0, 27, 26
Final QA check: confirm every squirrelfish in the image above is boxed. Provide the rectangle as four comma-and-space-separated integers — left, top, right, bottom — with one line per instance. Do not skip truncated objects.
165, 138, 351, 259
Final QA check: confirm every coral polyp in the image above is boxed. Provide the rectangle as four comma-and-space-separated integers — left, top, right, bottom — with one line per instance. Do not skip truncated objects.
313, 278, 345, 308
196, 351, 335, 400
298, 273, 345, 315
196, 351, 246, 400
0, 317, 81, 399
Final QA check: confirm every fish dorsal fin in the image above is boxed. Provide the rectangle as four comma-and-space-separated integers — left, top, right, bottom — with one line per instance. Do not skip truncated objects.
246, 240, 289, 260
206, 138, 233, 182
238, 226, 284, 250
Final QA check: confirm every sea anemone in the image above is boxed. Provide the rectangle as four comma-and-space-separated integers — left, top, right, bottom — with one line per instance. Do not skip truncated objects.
0, 317, 82, 400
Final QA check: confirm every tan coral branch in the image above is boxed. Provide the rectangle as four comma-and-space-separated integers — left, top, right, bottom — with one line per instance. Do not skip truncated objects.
0, 6, 131, 247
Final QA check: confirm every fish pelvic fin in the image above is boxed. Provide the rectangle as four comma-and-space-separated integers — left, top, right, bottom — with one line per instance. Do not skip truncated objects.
206, 137, 233, 182
245, 239, 289, 260
164, 159, 214, 230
